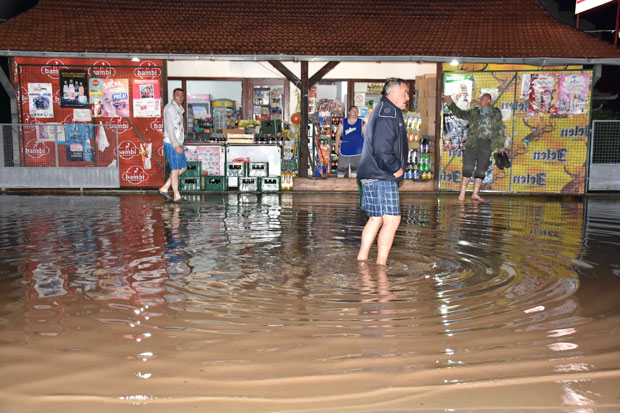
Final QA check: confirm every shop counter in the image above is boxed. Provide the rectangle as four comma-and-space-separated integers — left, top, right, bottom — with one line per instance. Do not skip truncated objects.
184, 143, 281, 178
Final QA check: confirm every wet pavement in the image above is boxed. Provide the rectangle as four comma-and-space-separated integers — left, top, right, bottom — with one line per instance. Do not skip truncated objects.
0, 192, 619, 412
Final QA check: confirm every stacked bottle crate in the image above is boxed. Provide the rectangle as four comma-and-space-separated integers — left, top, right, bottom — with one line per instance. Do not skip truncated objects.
180, 161, 202, 191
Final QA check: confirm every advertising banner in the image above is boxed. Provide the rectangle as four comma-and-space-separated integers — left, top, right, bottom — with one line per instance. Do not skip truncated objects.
102, 78, 130, 118
59, 69, 89, 108
440, 69, 592, 195
15, 57, 165, 188
89, 78, 104, 118
28, 83, 53, 118
132, 79, 161, 118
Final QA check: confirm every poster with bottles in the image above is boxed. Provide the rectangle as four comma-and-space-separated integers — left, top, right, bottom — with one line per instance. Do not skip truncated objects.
59, 69, 89, 108
64, 123, 93, 162
28, 83, 53, 118
102, 78, 130, 117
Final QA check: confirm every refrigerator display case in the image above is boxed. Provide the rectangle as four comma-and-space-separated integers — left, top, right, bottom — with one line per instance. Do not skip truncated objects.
212, 99, 237, 131
186, 93, 212, 134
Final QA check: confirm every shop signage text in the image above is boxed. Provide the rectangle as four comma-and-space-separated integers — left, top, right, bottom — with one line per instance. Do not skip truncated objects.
513, 172, 547, 186
532, 148, 568, 162
40, 59, 67, 79
116, 140, 140, 160
560, 125, 589, 138
25, 140, 50, 158
122, 166, 149, 185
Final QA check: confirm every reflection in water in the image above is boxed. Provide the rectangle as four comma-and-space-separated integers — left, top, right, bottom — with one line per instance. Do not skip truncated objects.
0, 193, 619, 411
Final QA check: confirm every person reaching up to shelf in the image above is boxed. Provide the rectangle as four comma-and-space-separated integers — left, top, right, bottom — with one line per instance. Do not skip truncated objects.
443, 93, 506, 203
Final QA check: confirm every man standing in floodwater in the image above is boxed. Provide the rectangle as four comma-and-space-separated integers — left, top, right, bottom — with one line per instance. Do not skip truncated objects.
443, 93, 506, 202
356, 78, 409, 265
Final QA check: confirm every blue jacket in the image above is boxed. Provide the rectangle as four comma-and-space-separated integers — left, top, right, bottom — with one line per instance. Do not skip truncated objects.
357, 96, 408, 182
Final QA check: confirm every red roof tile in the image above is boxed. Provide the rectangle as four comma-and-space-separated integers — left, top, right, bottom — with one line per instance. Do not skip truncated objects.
0, 0, 619, 62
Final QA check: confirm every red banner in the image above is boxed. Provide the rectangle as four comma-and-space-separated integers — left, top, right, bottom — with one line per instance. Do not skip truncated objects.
14, 57, 165, 188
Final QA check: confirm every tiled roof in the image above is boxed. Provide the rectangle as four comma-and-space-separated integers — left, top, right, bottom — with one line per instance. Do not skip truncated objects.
1, 0, 619, 63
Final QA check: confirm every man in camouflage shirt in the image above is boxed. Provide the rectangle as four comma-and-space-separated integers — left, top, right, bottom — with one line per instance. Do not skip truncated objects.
443, 93, 506, 202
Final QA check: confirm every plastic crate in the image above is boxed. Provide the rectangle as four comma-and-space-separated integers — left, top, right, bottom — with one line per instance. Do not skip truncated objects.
227, 176, 239, 188
203, 176, 227, 191
248, 162, 269, 177
183, 161, 202, 177
227, 162, 246, 177
239, 177, 258, 192
179, 177, 201, 191
260, 176, 280, 192
261, 119, 282, 134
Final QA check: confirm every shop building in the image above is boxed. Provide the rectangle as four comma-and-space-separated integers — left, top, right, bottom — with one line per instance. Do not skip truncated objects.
1, 0, 619, 193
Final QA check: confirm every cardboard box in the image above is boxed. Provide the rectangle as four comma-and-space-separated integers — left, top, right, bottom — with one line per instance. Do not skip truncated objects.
417, 97, 429, 115
421, 119, 436, 136
424, 76, 437, 97
415, 77, 427, 98
426, 97, 437, 119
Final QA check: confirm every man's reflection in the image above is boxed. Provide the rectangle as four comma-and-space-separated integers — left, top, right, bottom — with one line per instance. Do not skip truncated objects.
358, 261, 395, 336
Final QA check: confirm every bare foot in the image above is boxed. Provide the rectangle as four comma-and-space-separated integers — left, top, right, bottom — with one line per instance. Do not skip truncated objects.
472, 194, 486, 203
458, 193, 466, 202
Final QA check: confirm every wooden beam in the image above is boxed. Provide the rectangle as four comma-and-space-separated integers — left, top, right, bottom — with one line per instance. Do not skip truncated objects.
308, 61, 340, 86
268, 61, 301, 88
268, 60, 340, 178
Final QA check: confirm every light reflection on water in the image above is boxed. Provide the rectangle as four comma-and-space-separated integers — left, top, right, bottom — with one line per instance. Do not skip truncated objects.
0, 193, 619, 411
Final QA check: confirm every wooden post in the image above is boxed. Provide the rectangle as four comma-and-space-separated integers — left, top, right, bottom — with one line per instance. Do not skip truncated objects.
299, 61, 309, 178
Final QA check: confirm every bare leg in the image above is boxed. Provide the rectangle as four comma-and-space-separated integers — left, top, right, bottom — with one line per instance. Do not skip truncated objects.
458, 176, 471, 202
159, 175, 172, 193
471, 178, 485, 202
357, 216, 383, 261
376, 215, 401, 265
170, 169, 185, 201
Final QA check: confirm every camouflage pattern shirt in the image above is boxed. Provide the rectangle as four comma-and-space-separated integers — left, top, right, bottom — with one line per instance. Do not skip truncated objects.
447, 101, 505, 151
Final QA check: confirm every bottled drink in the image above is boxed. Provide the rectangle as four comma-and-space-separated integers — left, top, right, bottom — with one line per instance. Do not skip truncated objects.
420, 138, 429, 153
412, 166, 420, 180
68, 81, 75, 100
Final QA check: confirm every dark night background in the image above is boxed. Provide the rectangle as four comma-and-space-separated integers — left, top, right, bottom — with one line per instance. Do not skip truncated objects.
0, 0, 619, 122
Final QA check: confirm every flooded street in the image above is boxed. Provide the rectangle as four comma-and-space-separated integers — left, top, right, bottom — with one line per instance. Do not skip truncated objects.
1, 192, 619, 412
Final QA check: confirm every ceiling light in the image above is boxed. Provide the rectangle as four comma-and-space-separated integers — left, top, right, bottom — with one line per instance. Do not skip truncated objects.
449, 59, 459, 66
131, 57, 140, 62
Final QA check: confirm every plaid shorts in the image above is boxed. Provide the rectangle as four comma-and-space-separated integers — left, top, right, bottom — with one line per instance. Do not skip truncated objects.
361, 180, 400, 217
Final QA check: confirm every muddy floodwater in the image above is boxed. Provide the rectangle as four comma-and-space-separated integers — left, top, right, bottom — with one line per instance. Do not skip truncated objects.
0, 192, 619, 412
